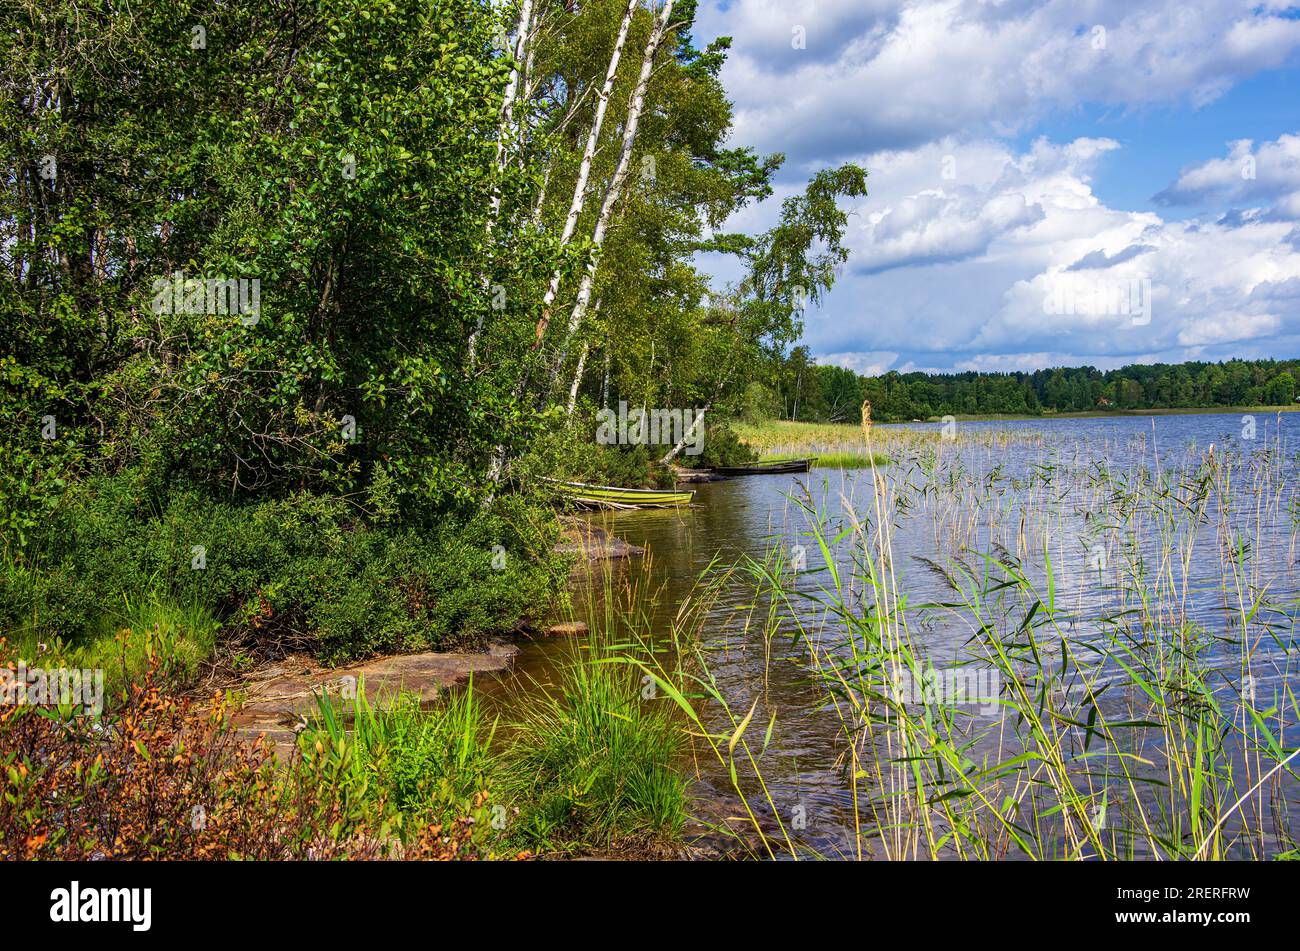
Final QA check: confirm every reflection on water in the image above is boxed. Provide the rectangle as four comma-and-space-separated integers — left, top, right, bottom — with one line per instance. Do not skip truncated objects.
500, 413, 1300, 858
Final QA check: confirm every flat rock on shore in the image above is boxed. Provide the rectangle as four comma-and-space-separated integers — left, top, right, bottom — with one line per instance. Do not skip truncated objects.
230, 641, 519, 760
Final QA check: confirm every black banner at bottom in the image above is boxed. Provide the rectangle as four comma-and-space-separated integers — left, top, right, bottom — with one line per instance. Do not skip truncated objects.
0, 859, 1279, 939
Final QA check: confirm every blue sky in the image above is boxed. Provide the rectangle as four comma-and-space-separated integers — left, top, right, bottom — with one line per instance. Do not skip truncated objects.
1032, 70, 1300, 218
694, 0, 1300, 374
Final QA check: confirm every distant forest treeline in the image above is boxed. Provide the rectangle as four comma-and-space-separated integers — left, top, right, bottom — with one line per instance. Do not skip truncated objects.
761, 353, 1300, 423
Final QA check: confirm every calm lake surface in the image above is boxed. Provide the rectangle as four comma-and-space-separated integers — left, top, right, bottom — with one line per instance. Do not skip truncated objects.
500, 413, 1300, 857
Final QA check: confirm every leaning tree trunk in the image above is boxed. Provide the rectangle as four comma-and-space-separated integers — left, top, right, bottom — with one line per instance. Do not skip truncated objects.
564, 297, 600, 416
532, 0, 639, 347
566, 341, 589, 415
659, 402, 708, 465
547, 0, 676, 389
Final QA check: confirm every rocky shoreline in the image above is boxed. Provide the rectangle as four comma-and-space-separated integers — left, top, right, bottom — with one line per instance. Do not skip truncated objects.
228, 518, 637, 757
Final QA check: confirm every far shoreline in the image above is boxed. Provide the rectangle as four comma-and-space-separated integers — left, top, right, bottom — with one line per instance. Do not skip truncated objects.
905, 404, 1300, 424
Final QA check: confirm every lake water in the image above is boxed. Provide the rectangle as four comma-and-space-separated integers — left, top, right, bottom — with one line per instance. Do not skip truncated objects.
505, 413, 1299, 858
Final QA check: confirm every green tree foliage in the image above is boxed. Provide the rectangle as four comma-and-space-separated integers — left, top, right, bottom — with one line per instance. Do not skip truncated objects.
645, 164, 868, 433
0, 0, 871, 657
2, 0, 565, 530
0, 0, 575, 659
813, 364, 863, 423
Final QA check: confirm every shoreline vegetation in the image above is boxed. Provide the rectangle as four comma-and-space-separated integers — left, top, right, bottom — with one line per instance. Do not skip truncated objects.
732, 406, 1299, 468
6, 409, 1298, 861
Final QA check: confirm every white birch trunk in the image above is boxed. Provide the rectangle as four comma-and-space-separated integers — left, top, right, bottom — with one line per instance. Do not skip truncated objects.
564, 296, 602, 415
659, 402, 707, 465
549, 0, 675, 379
566, 341, 589, 416
532, 0, 640, 346
493, 0, 534, 209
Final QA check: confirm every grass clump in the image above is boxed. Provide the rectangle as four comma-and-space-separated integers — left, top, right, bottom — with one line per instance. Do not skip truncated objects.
762, 450, 889, 468
305, 679, 499, 821
500, 642, 689, 852
298, 643, 691, 856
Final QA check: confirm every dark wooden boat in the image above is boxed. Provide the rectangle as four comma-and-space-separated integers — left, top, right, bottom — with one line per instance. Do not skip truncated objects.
670, 466, 726, 483
711, 458, 813, 476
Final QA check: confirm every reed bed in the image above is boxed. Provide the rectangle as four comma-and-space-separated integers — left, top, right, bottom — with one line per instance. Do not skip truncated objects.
734, 419, 1045, 470
658, 416, 1300, 859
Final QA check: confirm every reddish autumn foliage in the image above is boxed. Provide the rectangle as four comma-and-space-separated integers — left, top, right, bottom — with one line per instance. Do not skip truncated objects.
0, 654, 500, 860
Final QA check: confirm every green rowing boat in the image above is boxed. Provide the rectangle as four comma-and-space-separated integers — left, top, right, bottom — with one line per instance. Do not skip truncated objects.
543, 479, 695, 508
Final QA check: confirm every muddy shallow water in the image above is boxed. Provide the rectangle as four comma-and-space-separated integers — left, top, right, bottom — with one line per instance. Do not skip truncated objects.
487, 413, 1300, 858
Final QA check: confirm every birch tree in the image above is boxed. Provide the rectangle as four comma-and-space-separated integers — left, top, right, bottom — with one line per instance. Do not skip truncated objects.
486, 0, 641, 489
566, 340, 590, 414
492, 0, 535, 218
532, 0, 639, 345
545, 0, 676, 388
564, 297, 600, 414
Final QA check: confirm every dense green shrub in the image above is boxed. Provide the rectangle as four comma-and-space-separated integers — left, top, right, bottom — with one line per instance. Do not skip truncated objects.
519, 423, 756, 488
1, 474, 568, 665
580, 444, 666, 488
678, 424, 758, 469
